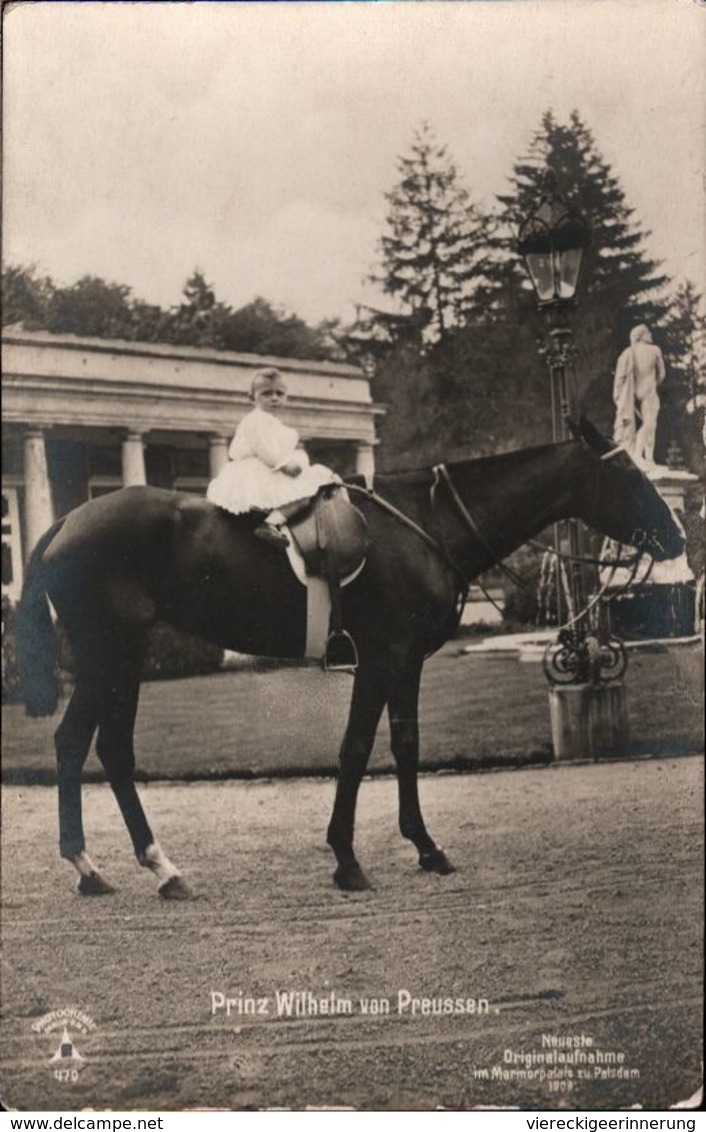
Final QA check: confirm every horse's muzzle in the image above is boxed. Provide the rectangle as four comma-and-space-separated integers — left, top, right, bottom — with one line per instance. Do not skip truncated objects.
641, 529, 686, 562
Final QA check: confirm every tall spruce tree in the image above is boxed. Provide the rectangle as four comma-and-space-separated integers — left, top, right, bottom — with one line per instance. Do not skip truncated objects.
658, 279, 706, 470
373, 122, 491, 343
662, 280, 706, 401
487, 111, 671, 431
162, 269, 230, 348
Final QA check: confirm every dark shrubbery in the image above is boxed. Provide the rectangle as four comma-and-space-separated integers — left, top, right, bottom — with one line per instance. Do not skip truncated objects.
501, 546, 545, 627
141, 623, 224, 682
1, 597, 22, 702
2, 600, 224, 704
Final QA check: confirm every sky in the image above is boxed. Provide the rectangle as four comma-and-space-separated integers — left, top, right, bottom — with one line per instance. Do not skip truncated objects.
3, 0, 705, 326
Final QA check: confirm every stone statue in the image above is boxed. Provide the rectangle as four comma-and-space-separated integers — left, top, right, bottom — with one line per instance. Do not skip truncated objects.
612, 324, 666, 468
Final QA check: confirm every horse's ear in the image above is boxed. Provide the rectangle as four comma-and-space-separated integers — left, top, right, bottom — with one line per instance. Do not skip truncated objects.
575, 415, 615, 457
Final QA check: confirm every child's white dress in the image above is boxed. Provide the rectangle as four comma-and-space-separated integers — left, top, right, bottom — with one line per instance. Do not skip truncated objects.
207, 407, 338, 515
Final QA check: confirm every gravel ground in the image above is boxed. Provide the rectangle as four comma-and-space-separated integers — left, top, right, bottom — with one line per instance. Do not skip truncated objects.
1, 756, 702, 1112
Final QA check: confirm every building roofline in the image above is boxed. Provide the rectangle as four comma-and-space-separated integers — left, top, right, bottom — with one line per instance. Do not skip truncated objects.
1, 325, 363, 379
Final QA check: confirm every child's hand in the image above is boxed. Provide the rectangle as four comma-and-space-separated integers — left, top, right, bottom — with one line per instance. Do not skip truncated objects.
281, 462, 302, 477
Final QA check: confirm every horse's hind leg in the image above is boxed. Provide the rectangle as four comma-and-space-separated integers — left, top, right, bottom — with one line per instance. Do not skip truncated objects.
327, 662, 389, 891
55, 683, 113, 895
94, 648, 190, 900
388, 656, 455, 876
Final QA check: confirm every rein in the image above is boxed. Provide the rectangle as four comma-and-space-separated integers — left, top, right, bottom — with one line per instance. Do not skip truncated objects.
427, 462, 655, 631
346, 481, 467, 590
549, 545, 650, 632
525, 539, 643, 569
430, 464, 528, 592
345, 482, 471, 641
347, 458, 657, 635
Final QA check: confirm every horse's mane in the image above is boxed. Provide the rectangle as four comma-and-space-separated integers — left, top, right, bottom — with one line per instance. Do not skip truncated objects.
354, 439, 571, 488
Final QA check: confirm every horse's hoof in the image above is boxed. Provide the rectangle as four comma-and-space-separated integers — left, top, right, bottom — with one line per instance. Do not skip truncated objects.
77, 871, 115, 896
333, 864, 373, 891
419, 849, 456, 875
158, 874, 192, 901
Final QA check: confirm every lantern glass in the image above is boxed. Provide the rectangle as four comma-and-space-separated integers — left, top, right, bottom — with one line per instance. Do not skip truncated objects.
525, 251, 555, 302
557, 246, 583, 299
517, 176, 589, 307
524, 244, 585, 304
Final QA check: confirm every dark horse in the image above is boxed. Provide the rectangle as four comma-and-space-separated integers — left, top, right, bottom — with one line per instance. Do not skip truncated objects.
16, 418, 684, 898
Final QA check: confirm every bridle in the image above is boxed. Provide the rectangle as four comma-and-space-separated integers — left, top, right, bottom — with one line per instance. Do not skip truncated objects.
597, 442, 670, 559
429, 459, 656, 631
345, 478, 471, 646
348, 455, 658, 635
430, 463, 528, 595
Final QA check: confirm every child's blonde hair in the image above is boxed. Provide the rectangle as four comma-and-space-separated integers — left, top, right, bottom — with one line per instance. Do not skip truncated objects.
249, 367, 287, 400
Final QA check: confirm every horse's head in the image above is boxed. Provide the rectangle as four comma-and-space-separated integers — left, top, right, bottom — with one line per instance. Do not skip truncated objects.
569, 417, 686, 562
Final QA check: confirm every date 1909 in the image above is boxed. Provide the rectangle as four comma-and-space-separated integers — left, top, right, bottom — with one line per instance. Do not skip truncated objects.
548, 1079, 574, 1093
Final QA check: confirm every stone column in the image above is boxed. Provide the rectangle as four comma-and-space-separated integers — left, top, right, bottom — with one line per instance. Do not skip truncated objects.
23, 429, 55, 556
355, 442, 376, 487
208, 435, 229, 479
122, 431, 147, 487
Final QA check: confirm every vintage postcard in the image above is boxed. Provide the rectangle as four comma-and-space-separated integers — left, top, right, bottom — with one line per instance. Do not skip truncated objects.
1, 0, 703, 1115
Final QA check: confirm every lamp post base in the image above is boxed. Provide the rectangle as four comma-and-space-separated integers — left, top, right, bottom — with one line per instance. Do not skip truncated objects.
549, 682, 630, 761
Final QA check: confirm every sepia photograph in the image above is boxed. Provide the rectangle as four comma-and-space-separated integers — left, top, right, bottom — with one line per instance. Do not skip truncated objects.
1, 0, 703, 1115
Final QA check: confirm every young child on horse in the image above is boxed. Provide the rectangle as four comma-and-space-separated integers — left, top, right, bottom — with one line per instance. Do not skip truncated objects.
207, 367, 339, 548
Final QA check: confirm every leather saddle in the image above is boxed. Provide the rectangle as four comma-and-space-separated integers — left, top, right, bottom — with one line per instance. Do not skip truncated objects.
289, 485, 369, 581
289, 485, 369, 671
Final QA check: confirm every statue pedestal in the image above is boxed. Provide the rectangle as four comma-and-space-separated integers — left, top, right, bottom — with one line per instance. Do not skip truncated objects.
549, 683, 630, 761
645, 464, 698, 512
601, 466, 699, 640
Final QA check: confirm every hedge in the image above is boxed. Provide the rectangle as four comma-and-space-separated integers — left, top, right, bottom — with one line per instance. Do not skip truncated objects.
2, 598, 223, 703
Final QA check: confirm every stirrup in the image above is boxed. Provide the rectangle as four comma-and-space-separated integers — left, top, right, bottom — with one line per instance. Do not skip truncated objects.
323, 630, 358, 674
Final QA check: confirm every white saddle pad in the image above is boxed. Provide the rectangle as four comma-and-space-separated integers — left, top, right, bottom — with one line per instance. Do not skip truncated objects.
283, 528, 366, 660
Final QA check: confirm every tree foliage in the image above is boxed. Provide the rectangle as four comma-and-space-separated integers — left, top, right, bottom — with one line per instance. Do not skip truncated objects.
1, 265, 340, 361
488, 111, 672, 425
160, 269, 229, 348
2, 264, 55, 330
219, 297, 340, 360
372, 122, 491, 344
49, 276, 136, 339
369, 112, 698, 471
658, 279, 706, 471
661, 280, 706, 400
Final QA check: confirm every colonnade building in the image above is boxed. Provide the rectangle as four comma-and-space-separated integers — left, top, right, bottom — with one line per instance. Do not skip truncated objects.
2, 327, 383, 603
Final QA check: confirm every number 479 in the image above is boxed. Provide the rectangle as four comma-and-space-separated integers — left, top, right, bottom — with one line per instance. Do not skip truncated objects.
54, 1068, 79, 1083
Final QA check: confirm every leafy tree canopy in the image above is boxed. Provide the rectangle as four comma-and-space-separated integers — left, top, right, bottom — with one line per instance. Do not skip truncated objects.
367, 111, 704, 474
1, 265, 341, 362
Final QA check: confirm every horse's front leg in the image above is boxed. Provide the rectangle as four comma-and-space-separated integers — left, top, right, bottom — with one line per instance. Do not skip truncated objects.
327, 662, 389, 891
388, 655, 455, 876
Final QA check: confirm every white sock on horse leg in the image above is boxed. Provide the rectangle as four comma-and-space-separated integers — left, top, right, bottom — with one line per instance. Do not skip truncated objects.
140, 841, 181, 884
68, 850, 101, 879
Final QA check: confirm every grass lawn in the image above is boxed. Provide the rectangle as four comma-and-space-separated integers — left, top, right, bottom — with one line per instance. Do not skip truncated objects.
2, 641, 702, 784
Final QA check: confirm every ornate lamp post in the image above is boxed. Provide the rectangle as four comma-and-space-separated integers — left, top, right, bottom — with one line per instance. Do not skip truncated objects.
518, 172, 629, 758
517, 174, 588, 319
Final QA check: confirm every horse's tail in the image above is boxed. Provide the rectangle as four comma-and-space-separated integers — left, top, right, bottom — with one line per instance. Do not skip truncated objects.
15, 520, 66, 718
